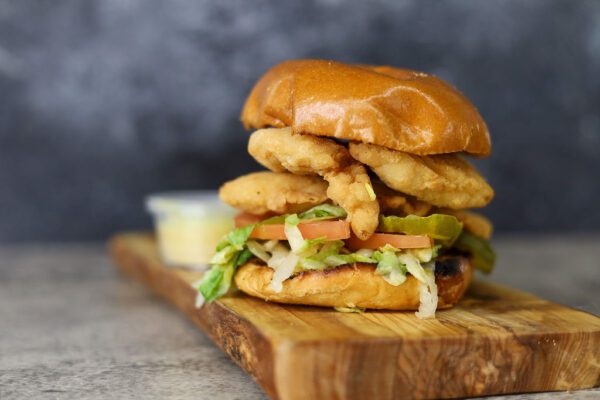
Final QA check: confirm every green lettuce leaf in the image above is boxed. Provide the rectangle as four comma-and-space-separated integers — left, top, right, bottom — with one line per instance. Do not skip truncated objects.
199, 257, 235, 303
373, 249, 407, 285
299, 204, 347, 221
298, 258, 327, 270
216, 223, 255, 251
227, 224, 255, 248
200, 224, 256, 303
246, 240, 271, 262
235, 248, 254, 266
453, 231, 496, 274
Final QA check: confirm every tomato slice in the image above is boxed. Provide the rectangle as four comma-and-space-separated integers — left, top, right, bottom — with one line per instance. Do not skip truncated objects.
346, 233, 432, 250
250, 220, 351, 241
234, 212, 351, 241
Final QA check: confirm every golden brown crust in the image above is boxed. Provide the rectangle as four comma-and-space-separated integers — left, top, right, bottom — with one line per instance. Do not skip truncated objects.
247, 127, 380, 239
350, 142, 494, 209
234, 259, 472, 310
248, 127, 354, 174
373, 181, 433, 216
219, 171, 328, 215
323, 163, 380, 240
241, 60, 490, 156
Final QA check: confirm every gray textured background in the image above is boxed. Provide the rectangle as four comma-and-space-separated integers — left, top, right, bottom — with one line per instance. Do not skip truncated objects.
0, 0, 599, 241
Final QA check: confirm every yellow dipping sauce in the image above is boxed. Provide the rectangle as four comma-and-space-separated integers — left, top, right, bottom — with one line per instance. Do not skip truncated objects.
146, 192, 235, 270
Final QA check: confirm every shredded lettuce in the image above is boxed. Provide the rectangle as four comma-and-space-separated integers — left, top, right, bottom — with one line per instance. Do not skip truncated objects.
268, 214, 332, 291
305, 241, 374, 267
415, 263, 438, 319
322, 254, 356, 267
315, 241, 345, 259
284, 214, 304, 252
299, 204, 347, 221
263, 239, 279, 252
198, 206, 450, 316
209, 245, 239, 265
399, 253, 428, 283
198, 266, 226, 303
372, 248, 439, 318
410, 246, 440, 263
373, 248, 407, 285
268, 247, 299, 292
236, 248, 253, 266
284, 214, 326, 257
298, 258, 327, 270
325, 253, 374, 267
297, 237, 327, 257
246, 240, 270, 262
239, 204, 347, 228
364, 182, 376, 201
355, 248, 374, 258
298, 241, 346, 269
198, 224, 255, 304
216, 223, 255, 250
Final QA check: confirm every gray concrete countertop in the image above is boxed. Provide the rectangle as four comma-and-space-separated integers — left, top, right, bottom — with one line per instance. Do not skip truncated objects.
1, 235, 599, 399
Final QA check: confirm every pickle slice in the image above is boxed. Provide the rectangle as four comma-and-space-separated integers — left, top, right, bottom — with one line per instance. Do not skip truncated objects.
378, 214, 463, 246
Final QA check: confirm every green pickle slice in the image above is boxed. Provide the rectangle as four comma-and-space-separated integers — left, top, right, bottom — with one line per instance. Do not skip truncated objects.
378, 214, 463, 246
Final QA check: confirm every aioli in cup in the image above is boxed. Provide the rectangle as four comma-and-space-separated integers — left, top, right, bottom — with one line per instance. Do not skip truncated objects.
146, 191, 235, 270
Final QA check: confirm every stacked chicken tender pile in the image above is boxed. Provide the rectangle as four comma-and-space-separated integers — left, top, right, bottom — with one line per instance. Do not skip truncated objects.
222, 127, 494, 241
199, 60, 495, 318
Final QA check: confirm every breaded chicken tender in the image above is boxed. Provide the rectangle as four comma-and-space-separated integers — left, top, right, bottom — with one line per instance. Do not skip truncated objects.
219, 172, 328, 215
349, 142, 494, 209
373, 181, 433, 216
324, 164, 380, 239
248, 128, 379, 239
248, 127, 353, 174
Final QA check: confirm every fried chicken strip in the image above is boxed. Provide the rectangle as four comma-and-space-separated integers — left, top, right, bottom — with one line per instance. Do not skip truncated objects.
219, 171, 328, 215
372, 181, 433, 216
248, 128, 379, 239
349, 142, 494, 209
248, 127, 353, 174
222, 170, 492, 239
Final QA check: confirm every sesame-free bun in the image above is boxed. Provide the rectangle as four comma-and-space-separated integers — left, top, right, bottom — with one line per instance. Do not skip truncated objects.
234, 257, 473, 310
241, 60, 491, 157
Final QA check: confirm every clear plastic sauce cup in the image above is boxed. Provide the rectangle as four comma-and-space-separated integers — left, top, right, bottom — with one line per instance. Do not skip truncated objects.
146, 191, 235, 270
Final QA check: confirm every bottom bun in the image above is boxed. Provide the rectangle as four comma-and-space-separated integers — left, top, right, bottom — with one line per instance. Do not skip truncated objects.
234, 256, 472, 310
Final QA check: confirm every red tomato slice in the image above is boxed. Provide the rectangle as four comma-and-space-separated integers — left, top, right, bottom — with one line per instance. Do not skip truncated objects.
249, 220, 351, 241
234, 212, 350, 241
346, 233, 432, 250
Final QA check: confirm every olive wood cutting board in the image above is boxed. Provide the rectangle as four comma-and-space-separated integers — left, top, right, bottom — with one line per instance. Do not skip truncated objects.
109, 233, 600, 400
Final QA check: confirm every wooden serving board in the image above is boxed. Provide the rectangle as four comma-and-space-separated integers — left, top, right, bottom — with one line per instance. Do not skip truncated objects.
109, 233, 600, 400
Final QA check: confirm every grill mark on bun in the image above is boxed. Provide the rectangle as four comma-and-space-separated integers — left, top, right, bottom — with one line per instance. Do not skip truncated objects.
292, 263, 363, 280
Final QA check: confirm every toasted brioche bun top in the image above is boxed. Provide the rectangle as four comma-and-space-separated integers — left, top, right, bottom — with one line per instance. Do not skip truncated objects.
241, 60, 491, 156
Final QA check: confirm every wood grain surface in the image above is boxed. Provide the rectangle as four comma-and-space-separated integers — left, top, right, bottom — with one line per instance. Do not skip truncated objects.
109, 233, 600, 400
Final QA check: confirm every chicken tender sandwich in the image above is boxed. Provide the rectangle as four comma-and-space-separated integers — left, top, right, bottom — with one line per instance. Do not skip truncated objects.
197, 60, 496, 318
